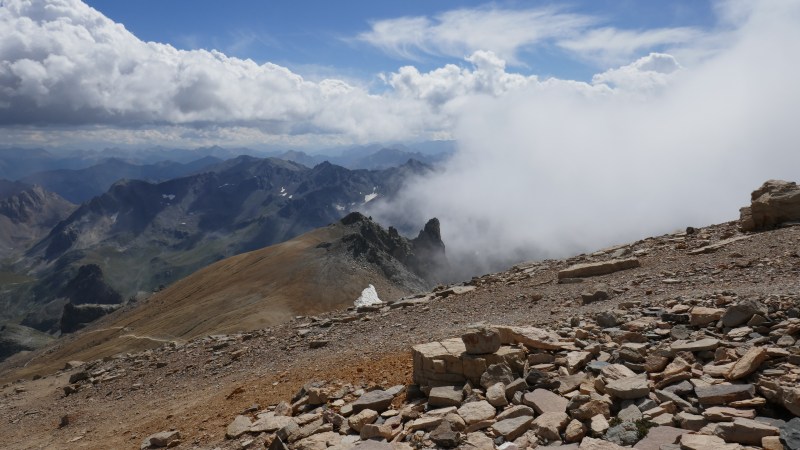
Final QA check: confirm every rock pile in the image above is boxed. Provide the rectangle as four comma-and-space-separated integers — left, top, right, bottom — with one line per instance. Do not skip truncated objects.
740, 180, 800, 232
222, 294, 800, 449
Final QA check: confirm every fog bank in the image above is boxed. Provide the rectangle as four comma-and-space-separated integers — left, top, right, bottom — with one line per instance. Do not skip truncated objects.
368, 1, 800, 278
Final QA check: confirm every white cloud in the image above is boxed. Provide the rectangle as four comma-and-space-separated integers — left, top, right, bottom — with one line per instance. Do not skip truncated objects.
357, 6, 594, 64
0, 0, 445, 144
367, 0, 800, 278
592, 53, 682, 92
558, 27, 702, 66
357, 5, 703, 69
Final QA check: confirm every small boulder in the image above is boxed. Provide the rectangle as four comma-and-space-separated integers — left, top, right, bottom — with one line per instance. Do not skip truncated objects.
461, 327, 501, 355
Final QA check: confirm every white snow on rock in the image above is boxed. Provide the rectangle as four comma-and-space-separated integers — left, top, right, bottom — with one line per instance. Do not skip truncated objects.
364, 193, 378, 203
354, 284, 382, 308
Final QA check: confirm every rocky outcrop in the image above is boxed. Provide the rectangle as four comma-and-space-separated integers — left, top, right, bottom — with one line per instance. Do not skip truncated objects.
740, 179, 800, 231
0, 180, 75, 255
340, 212, 448, 287
59, 264, 123, 306
60, 303, 121, 334
0, 323, 54, 361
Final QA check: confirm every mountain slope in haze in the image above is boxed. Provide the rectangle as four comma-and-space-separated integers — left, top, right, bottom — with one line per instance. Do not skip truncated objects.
19, 156, 222, 203
274, 146, 452, 170
0, 180, 76, 257
3, 157, 431, 329
7, 213, 446, 370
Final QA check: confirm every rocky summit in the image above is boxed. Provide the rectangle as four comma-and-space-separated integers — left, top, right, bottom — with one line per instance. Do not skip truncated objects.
0, 182, 799, 449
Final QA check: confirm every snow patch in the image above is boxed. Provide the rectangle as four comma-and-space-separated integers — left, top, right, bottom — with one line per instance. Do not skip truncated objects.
161, 194, 176, 200
354, 284, 382, 308
334, 204, 346, 211
364, 193, 378, 203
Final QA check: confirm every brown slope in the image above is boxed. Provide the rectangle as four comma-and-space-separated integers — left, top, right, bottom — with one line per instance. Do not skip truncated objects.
5, 216, 432, 378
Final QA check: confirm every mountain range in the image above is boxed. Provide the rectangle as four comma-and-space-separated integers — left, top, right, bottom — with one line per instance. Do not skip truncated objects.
0, 155, 433, 344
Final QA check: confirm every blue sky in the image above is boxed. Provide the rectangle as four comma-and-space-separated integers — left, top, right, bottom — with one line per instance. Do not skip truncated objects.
0, 0, 773, 150
83, 0, 718, 82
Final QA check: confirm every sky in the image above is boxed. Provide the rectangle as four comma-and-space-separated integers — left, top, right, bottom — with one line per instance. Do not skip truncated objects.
1, 0, 724, 150
2, 0, 800, 271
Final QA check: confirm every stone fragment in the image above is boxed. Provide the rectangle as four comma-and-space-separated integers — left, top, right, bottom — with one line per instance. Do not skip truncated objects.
590, 414, 610, 435
428, 386, 464, 408
250, 413, 293, 433
492, 416, 533, 441
701, 407, 755, 422
494, 325, 564, 350
566, 351, 594, 373
671, 339, 720, 352
531, 412, 569, 442
780, 417, 800, 450
558, 258, 640, 279
675, 412, 707, 431
695, 384, 755, 406
580, 436, 628, 450
69, 371, 89, 384
644, 355, 670, 373
605, 376, 650, 400
618, 403, 643, 422
495, 405, 534, 421
565, 419, 587, 443
430, 422, 461, 448
523, 388, 568, 414
486, 383, 508, 407
725, 347, 768, 380
295, 431, 341, 450
690, 307, 724, 326
407, 416, 442, 432
504, 378, 527, 400
737, 180, 800, 231
763, 436, 784, 450
352, 389, 394, 413
141, 431, 181, 449
480, 363, 514, 389
634, 426, 688, 450
360, 422, 397, 440
721, 299, 768, 328
226, 415, 253, 439
783, 387, 800, 416
581, 284, 610, 304
601, 364, 637, 381
348, 409, 378, 432
714, 418, 779, 445
606, 421, 640, 446
463, 432, 495, 450
680, 433, 743, 450
457, 400, 496, 425
462, 327, 501, 355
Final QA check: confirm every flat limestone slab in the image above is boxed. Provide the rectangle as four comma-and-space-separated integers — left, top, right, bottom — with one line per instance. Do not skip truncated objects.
558, 258, 640, 279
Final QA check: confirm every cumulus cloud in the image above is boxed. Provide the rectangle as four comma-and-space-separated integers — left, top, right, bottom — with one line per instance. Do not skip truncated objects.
367, 0, 800, 278
0, 0, 446, 143
591, 53, 682, 92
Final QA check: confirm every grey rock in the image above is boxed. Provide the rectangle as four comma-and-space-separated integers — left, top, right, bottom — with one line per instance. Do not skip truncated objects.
430, 421, 461, 448
480, 363, 514, 389
462, 327, 501, 355
781, 417, 800, 450
428, 386, 464, 408
351, 389, 394, 413
492, 416, 533, 441
141, 431, 181, 449
722, 299, 768, 328
695, 384, 755, 406
606, 422, 640, 446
